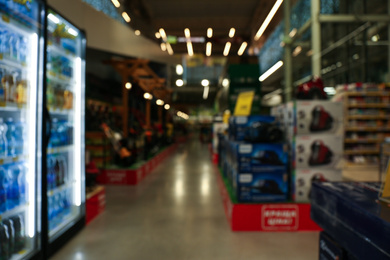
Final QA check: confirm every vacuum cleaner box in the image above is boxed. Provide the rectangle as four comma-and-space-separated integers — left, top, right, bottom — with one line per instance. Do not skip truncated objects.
295, 101, 343, 135
294, 135, 343, 169
319, 232, 347, 260
232, 142, 289, 173
294, 168, 342, 202
233, 170, 289, 203
228, 115, 279, 142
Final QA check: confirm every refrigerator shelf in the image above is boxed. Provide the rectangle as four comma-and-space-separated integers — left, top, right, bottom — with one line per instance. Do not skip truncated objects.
48, 207, 77, 237
47, 181, 73, 196
48, 108, 73, 116
0, 154, 28, 165
0, 56, 27, 70
47, 73, 75, 86
0, 103, 27, 111
47, 43, 76, 60
47, 145, 73, 154
0, 203, 27, 221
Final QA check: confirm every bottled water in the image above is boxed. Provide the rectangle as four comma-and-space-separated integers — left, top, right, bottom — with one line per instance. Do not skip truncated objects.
0, 118, 7, 157
6, 164, 21, 209
5, 118, 16, 156
47, 156, 56, 190
0, 166, 7, 213
14, 120, 25, 155
18, 163, 27, 204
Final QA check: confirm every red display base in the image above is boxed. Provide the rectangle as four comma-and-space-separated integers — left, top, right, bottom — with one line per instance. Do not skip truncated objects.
215, 167, 322, 232
86, 186, 106, 225
97, 144, 178, 185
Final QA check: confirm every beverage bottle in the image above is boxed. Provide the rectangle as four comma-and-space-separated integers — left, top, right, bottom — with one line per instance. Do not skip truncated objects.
0, 166, 7, 213
0, 118, 7, 157
19, 36, 27, 64
56, 156, 67, 186
14, 119, 25, 155
10, 215, 25, 253
0, 223, 10, 259
55, 193, 64, 218
18, 163, 27, 204
49, 118, 59, 147
48, 195, 54, 222
62, 190, 70, 215
47, 156, 56, 190
2, 219, 14, 255
5, 118, 16, 156
7, 164, 21, 209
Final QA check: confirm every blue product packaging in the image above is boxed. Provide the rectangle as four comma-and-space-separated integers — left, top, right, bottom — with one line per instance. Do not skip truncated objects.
233, 170, 288, 202
232, 142, 289, 173
319, 232, 346, 260
229, 115, 277, 142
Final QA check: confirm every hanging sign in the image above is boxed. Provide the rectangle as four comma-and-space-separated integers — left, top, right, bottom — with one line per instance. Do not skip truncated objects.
234, 91, 255, 116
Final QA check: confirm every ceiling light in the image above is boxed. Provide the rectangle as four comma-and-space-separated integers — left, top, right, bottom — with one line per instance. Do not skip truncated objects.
164, 104, 170, 110
259, 61, 283, 82
222, 78, 229, 88
176, 79, 184, 87
48, 13, 60, 24
187, 42, 194, 56
68, 28, 78, 37
122, 12, 131, 23
289, 28, 297, 37
237, 42, 247, 56
201, 79, 209, 87
184, 28, 191, 38
111, 0, 120, 8
160, 43, 167, 51
166, 43, 174, 55
207, 28, 213, 38
125, 82, 132, 89
306, 49, 313, 56
292, 46, 302, 57
143, 93, 153, 100
156, 99, 164, 106
155, 32, 161, 39
254, 0, 283, 41
372, 34, 380, 42
159, 28, 167, 41
229, 28, 235, 38
223, 42, 231, 56
176, 64, 183, 75
206, 42, 212, 56
135, 30, 141, 36
203, 86, 209, 100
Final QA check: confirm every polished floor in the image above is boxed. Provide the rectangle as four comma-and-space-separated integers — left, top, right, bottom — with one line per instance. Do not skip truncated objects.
52, 139, 319, 260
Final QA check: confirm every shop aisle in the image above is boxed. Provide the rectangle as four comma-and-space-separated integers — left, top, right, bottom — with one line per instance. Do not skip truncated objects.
52, 139, 319, 260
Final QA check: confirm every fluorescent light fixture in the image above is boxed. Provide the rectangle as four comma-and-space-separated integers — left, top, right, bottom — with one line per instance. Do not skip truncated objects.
254, 0, 283, 41
159, 28, 167, 41
135, 30, 141, 36
289, 28, 297, 37
164, 104, 170, 110
176, 79, 184, 87
176, 64, 184, 75
111, 0, 120, 8
223, 42, 231, 56
259, 60, 283, 82
48, 13, 60, 24
206, 42, 212, 56
166, 42, 174, 55
156, 99, 164, 106
28, 33, 38, 237
74, 57, 83, 207
184, 28, 191, 38
292, 46, 302, 57
222, 78, 229, 87
125, 82, 132, 89
68, 28, 78, 37
324, 87, 336, 95
144, 93, 153, 100
207, 28, 213, 38
160, 43, 167, 51
238, 42, 247, 56
203, 86, 209, 99
122, 12, 131, 23
229, 28, 235, 38
201, 79, 209, 87
155, 32, 161, 39
187, 42, 194, 56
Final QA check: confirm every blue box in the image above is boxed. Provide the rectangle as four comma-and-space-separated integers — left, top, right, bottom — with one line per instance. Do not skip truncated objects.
319, 232, 346, 260
228, 115, 277, 142
233, 170, 288, 202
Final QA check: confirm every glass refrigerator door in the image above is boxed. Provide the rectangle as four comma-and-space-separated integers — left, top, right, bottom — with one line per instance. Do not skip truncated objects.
0, 0, 44, 259
46, 9, 85, 241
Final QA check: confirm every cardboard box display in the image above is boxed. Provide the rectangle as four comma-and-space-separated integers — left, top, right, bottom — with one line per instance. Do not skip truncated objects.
212, 123, 228, 154
228, 115, 278, 142
294, 168, 342, 202
233, 170, 289, 202
294, 135, 343, 169
319, 232, 346, 260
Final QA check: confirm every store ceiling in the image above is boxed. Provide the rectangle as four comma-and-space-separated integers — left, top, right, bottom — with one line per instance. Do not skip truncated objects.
123, 0, 286, 56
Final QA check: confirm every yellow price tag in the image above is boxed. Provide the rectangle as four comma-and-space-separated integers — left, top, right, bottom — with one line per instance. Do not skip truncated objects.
18, 250, 27, 255
0, 53, 3, 60
234, 91, 255, 116
12, 157, 18, 162
381, 163, 390, 198
2, 15, 10, 23
0, 159, 4, 165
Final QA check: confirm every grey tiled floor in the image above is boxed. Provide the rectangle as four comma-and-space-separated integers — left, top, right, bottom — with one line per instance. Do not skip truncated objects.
51, 140, 319, 260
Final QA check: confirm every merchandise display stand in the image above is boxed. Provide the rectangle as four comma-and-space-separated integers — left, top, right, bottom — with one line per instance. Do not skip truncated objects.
86, 186, 106, 224
97, 143, 178, 185
214, 164, 321, 232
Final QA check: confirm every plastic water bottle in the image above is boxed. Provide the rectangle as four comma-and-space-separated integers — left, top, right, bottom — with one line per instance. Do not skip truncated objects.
7, 164, 21, 209
10, 215, 25, 253
0, 118, 7, 157
47, 156, 56, 190
18, 163, 27, 204
0, 166, 7, 213
14, 120, 25, 155
49, 118, 59, 147
0, 223, 10, 259
5, 118, 16, 156
2, 218, 14, 254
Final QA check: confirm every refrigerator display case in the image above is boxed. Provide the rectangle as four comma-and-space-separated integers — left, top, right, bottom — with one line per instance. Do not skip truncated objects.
0, 0, 45, 259
44, 8, 86, 255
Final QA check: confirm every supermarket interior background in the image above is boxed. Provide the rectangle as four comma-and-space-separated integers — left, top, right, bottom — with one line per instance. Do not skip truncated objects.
0, 0, 390, 259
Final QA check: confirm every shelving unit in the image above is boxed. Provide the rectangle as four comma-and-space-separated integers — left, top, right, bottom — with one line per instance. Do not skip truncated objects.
85, 132, 111, 168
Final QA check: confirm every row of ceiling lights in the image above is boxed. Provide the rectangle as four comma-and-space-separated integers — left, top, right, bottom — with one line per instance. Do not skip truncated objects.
124, 81, 171, 110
